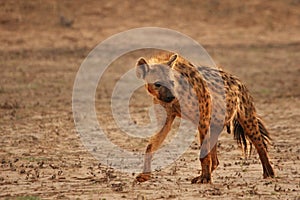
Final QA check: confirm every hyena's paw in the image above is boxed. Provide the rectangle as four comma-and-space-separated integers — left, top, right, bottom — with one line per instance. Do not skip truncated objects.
191, 175, 211, 184
136, 173, 151, 182
263, 169, 275, 179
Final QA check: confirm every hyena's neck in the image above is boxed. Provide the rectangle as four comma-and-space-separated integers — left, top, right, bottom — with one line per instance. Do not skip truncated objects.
172, 61, 209, 99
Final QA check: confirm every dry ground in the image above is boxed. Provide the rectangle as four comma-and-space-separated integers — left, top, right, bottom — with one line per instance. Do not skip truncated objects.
0, 0, 300, 199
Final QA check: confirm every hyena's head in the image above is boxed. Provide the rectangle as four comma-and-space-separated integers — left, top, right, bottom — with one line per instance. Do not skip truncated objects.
135, 54, 178, 103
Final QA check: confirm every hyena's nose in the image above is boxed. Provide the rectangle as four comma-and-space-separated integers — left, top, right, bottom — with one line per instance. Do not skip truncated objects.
165, 95, 175, 103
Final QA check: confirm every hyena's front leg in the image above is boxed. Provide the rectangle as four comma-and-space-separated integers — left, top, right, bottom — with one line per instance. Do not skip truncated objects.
136, 112, 176, 182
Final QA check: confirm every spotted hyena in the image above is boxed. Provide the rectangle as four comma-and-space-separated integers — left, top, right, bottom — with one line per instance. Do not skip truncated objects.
135, 52, 275, 183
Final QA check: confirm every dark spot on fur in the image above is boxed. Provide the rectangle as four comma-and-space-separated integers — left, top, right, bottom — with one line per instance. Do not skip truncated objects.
190, 71, 196, 78
242, 95, 247, 103
181, 72, 188, 77
178, 63, 185, 69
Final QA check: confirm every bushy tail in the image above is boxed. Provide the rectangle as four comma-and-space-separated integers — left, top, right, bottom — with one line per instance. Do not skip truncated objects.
233, 117, 271, 156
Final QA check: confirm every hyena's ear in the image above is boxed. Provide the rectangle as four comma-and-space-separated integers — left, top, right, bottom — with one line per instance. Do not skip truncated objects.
136, 57, 149, 79
167, 53, 178, 67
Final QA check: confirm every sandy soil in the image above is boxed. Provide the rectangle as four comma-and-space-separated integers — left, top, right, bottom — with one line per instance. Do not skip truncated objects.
0, 0, 300, 199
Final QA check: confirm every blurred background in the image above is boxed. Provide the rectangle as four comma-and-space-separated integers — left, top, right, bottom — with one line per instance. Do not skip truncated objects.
0, 0, 299, 199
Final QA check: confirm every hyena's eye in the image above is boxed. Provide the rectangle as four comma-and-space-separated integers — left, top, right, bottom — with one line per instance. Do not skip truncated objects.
154, 82, 162, 88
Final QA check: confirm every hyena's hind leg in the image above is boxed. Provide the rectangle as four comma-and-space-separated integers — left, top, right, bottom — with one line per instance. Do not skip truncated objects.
210, 120, 223, 173
191, 117, 222, 184
236, 113, 275, 178
191, 125, 213, 184
210, 144, 219, 172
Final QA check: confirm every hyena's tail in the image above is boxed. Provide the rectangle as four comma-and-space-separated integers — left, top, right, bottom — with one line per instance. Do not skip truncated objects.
233, 118, 252, 156
257, 117, 272, 150
233, 116, 271, 156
